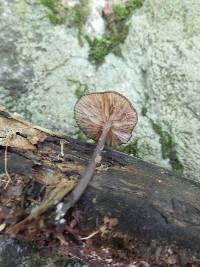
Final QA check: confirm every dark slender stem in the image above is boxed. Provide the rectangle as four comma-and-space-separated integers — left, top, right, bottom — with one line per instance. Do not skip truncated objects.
57, 121, 111, 221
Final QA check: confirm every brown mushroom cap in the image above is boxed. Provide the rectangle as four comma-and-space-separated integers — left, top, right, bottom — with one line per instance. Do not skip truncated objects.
74, 92, 138, 146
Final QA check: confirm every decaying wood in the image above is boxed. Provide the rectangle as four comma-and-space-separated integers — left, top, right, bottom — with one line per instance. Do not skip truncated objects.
0, 107, 47, 149
6, 179, 77, 235
0, 107, 200, 255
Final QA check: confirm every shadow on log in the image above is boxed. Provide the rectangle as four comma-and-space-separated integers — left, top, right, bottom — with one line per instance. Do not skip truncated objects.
0, 107, 200, 264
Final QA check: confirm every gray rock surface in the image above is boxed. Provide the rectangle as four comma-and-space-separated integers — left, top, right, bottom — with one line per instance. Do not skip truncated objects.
0, 235, 46, 267
0, 0, 199, 180
0, 235, 87, 267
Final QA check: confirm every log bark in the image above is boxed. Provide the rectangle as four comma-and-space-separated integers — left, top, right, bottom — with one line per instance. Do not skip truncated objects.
0, 108, 200, 257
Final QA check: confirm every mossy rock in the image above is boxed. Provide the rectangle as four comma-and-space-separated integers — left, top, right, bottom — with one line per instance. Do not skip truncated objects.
152, 123, 183, 175
86, 0, 144, 65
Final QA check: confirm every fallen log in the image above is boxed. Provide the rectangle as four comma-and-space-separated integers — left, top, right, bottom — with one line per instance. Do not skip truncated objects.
0, 107, 200, 265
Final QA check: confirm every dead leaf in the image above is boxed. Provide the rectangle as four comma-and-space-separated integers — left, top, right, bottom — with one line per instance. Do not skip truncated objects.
6, 178, 77, 236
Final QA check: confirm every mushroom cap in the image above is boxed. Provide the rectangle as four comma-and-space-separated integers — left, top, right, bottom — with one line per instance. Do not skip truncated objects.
74, 92, 138, 146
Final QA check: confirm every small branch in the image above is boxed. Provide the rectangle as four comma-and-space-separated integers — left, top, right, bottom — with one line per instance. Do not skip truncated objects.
4, 145, 12, 188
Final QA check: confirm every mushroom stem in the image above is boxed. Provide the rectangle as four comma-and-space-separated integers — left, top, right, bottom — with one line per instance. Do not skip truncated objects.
4, 144, 12, 188
57, 121, 112, 220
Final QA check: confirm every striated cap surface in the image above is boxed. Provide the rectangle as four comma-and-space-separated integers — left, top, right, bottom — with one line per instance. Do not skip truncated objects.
74, 92, 138, 146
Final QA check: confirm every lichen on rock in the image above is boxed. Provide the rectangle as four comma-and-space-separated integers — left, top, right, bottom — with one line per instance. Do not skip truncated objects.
0, 0, 199, 181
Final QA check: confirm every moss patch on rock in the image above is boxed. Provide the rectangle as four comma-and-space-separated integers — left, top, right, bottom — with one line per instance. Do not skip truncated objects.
40, 0, 67, 25
152, 123, 183, 175
40, 0, 144, 64
141, 94, 149, 117
117, 139, 139, 157
40, 0, 90, 27
68, 79, 89, 100
86, 0, 144, 65
73, 0, 90, 31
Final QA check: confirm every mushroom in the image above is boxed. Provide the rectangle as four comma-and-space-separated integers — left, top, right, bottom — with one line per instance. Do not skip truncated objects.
56, 91, 138, 221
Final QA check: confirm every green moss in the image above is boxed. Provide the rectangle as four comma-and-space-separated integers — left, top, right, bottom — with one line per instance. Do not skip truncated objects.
47, 12, 64, 24
141, 106, 147, 116
73, 0, 90, 29
126, 0, 144, 10
86, 35, 117, 65
68, 79, 89, 100
112, 0, 143, 20
40, 0, 143, 61
72, 0, 90, 42
75, 86, 88, 99
112, 4, 130, 20
40, 0, 67, 25
86, 25, 129, 65
118, 139, 139, 157
141, 93, 149, 116
152, 123, 183, 175
40, 0, 57, 11
74, 129, 88, 142
40, 0, 90, 28
86, 0, 144, 65
152, 123, 162, 135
